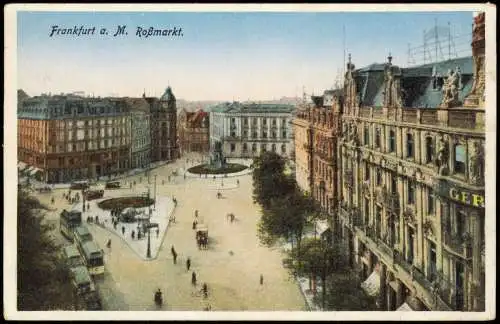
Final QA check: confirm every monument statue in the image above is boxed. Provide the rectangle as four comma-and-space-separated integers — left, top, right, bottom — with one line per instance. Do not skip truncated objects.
441, 67, 462, 108
383, 55, 403, 108
209, 140, 226, 169
469, 141, 484, 185
435, 135, 449, 175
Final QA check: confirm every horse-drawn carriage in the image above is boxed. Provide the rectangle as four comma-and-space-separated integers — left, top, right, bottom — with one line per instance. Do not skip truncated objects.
195, 224, 208, 249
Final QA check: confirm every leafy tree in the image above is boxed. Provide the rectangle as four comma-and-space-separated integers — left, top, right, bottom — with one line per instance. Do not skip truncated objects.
286, 237, 342, 309
319, 271, 377, 311
17, 188, 75, 310
252, 152, 295, 210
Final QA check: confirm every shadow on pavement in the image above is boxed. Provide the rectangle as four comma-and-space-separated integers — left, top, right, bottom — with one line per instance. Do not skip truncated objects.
94, 270, 130, 311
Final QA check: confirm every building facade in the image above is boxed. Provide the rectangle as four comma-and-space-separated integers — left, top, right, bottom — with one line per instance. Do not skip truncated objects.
293, 90, 343, 215
18, 87, 179, 183
147, 86, 178, 162
178, 108, 210, 155
209, 102, 295, 159
18, 95, 132, 183
336, 13, 485, 312
292, 105, 312, 193
128, 98, 151, 169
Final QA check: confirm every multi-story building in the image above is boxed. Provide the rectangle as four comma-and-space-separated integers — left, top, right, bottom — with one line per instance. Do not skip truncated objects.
178, 108, 209, 155
292, 104, 313, 193
293, 90, 343, 215
146, 86, 178, 162
336, 12, 485, 312
18, 95, 132, 183
209, 102, 295, 158
127, 98, 151, 169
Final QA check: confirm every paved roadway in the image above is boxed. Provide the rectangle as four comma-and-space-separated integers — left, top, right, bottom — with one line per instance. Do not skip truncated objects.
36, 153, 306, 311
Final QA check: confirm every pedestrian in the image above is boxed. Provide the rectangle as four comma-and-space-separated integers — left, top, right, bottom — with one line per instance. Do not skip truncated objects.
173, 252, 177, 265
95, 215, 99, 224
191, 271, 197, 286
237, 179, 239, 186
192, 220, 197, 230
171, 245, 176, 257
51, 197, 55, 204
260, 274, 264, 285
195, 210, 198, 218
156, 228, 159, 237
87, 203, 90, 210
122, 226, 125, 235
106, 239, 111, 249
202, 283, 208, 299
131, 230, 135, 240
186, 257, 191, 271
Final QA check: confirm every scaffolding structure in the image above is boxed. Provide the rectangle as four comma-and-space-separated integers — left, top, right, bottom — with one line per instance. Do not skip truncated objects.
407, 19, 472, 67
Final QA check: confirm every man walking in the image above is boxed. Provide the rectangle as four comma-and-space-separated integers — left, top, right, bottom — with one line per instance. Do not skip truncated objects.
191, 271, 197, 286
171, 245, 177, 264
260, 274, 264, 285
186, 257, 191, 271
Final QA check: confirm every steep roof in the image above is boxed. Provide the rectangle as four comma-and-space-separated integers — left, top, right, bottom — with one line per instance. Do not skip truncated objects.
353, 56, 473, 108
124, 97, 150, 112
160, 86, 176, 102
18, 89, 30, 102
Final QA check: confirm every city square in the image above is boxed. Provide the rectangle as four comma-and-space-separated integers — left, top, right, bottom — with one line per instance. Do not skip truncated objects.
33, 153, 307, 311
9, 6, 493, 320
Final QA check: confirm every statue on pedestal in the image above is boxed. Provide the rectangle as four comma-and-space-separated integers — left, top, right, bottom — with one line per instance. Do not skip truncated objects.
469, 141, 484, 185
441, 67, 462, 108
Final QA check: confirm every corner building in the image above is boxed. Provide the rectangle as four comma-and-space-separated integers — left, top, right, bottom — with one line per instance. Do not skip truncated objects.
146, 86, 179, 162
336, 12, 485, 311
18, 95, 131, 183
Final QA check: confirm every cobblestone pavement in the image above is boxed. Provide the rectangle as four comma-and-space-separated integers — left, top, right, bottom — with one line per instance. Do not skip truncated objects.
35, 153, 307, 311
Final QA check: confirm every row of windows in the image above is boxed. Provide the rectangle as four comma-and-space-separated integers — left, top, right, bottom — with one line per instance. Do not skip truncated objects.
231, 130, 288, 139
360, 166, 436, 214
232, 117, 288, 126
230, 143, 287, 154
362, 127, 468, 175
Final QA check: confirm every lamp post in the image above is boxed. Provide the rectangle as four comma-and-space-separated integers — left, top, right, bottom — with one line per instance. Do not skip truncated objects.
146, 208, 151, 259
154, 174, 157, 209
147, 231, 152, 260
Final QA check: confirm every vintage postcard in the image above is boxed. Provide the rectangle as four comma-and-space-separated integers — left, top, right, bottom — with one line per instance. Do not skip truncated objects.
4, 3, 496, 321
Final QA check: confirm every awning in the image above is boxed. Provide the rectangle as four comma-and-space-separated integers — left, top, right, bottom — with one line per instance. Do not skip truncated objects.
30, 168, 43, 176
18, 162, 27, 171
315, 220, 330, 236
361, 270, 381, 297
396, 302, 414, 311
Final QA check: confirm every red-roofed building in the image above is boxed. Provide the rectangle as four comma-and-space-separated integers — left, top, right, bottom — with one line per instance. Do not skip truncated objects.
178, 108, 209, 155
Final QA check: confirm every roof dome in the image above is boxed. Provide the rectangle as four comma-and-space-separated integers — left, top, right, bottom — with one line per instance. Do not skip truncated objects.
160, 86, 176, 102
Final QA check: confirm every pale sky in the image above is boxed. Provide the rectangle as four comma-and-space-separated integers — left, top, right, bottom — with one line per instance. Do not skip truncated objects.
17, 10, 474, 101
